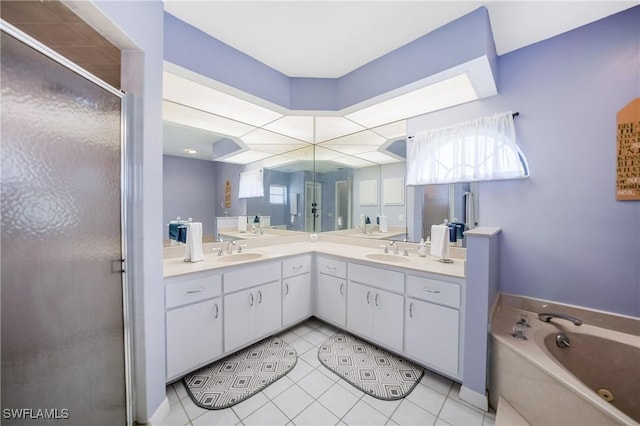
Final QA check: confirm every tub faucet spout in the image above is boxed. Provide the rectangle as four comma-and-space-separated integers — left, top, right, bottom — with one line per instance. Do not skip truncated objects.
538, 312, 583, 326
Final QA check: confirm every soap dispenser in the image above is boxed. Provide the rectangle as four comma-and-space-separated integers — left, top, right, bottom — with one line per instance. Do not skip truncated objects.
417, 238, 427, 257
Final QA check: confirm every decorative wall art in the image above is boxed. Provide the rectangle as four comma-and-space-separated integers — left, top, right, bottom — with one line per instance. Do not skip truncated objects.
616, 98, 640, 201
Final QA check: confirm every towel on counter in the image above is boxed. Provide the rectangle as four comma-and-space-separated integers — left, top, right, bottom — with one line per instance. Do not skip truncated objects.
237, 216, 247, 232
177, 225, 188, 244
430, 224, 450, 259
184, 222, 204, 263
465, 191, 476, 229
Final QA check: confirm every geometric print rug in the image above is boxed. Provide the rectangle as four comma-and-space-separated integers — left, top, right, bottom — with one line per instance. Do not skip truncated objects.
318, 332, 423, 401
183, 336, 297, 409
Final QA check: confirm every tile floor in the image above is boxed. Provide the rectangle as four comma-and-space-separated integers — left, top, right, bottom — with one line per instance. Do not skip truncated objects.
163, 318, 496, 426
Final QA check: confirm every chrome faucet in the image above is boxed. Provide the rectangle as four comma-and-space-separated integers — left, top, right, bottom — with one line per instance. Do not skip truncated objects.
538, 312, 583, 326
226, 240, 236, 254
390, 241, 399, 255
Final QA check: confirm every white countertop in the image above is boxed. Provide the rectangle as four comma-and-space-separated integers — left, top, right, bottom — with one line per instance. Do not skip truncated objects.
164, 240, 466, 279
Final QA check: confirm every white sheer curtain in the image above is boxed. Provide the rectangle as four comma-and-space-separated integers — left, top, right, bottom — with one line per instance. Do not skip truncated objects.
406, 111, 529, 185
238, 169, 264, 198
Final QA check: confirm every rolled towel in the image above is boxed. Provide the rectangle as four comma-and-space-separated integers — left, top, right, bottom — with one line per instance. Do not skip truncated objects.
184, 222, 204, 263
430, 224, 450, 260
177, 225, 187, 244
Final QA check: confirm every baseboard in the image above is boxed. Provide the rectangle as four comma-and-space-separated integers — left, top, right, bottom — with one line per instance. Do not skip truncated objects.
146, 396, 170, 426
459, 385, 488, 411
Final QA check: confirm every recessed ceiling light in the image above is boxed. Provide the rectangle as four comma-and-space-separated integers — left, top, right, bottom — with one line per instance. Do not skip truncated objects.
184, 148, 197, 154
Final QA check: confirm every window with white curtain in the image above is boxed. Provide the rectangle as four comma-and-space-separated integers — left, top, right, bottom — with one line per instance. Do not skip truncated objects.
238, 169, 264, 198
269, 184, 287, 205
406, 111, 529, 185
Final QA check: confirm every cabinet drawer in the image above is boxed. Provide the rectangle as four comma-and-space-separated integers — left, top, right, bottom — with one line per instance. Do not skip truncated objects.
406, 275, 460, 309
282, 255, 311, 278
166, 273, 222, 309
224, 261, 280, 293
348, 263, 404, 294
317, 256, 346, 278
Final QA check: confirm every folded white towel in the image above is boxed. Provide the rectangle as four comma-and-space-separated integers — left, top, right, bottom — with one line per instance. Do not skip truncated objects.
379, 215, 388, 233
184, 222, 204, 263
430, 224, 450, 259
237, 216, 247, 232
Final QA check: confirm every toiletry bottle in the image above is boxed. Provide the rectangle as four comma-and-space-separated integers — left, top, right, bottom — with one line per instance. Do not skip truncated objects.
417, 238, 427, 257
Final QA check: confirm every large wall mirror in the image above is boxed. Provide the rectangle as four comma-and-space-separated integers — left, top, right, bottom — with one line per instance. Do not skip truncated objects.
162, 71, 478, 246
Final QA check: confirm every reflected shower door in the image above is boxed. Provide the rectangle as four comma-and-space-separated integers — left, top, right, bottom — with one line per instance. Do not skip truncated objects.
1, 31, 127, 424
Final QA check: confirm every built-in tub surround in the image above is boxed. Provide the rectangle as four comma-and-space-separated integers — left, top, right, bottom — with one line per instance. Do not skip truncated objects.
490, 294, 640, 425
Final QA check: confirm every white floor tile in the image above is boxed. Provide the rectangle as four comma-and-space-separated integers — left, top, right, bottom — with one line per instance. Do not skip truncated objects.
316, 365, 339, 382
263, 375, 295, 400
302, 330, 331, 346
160, 402, 190, 426
272, 384, 314, 419
192, 407, 241, 426
316, 324, 339, 337
180, 395, 209, 421
279, 330, 301, 344
174, 381, 189, 400
292, 401, 340, 426
290, 324, 315, 337
290, 338, 314, 356
386, 420, 400, 426
287, 359, 315, 382
317, 382, 360, 419
167, 385, 180, 406
342, 399, 388, 426
390, 399, 437, 426
335, 376, 365, 398
231, 391, 269, 420
405, 383, 447, 416
300, 349, 321, 368
438, 398, 485, 426
297, 369, 336, 399
419, 370, 454, 396
243, 401, 289, 426
303, 317, 326, 330
434, 417, 452, 425
482, 413, 496, 426
361, 394, 402, 418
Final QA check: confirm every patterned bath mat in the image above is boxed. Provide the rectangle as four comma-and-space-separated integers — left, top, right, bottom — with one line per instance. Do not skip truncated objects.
318, 332, 423, 400
183, 336, 297, 409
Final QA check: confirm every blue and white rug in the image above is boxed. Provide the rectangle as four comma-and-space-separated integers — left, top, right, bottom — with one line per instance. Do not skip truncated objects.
184, 336, 297, 409
318, 332, 423, 400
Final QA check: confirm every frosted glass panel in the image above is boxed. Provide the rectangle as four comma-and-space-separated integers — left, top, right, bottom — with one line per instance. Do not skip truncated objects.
1, 32, 126, 423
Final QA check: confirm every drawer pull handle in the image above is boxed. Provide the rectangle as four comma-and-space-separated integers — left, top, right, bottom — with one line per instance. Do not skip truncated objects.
326, 265, 337, 270
214, 303, 219, 319
339, 282, 344, 295
249, 293, 254, 307
292, 265, 303, 270
423, 288, 441, 294
258, 290, 262, 304
366, 291, 371, 304
375, 293, 380, 307
409, 302, 414, 318
284, 282, 289, 295
187, 288, 205, 294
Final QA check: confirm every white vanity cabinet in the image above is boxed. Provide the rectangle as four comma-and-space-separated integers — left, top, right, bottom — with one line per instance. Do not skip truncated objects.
165, 272, 223, 381
315, 256, 347, 327
346, 263, 404, 352
404, 274, 462, 376
282, 255, 312, 327
223, 261, 282, 353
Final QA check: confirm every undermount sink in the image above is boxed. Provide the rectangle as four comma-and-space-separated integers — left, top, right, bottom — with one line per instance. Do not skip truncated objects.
217, 252, 265, 262
364, 253, 411, 263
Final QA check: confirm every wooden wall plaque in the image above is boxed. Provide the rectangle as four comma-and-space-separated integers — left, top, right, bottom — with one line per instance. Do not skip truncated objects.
616, 98, 640, 201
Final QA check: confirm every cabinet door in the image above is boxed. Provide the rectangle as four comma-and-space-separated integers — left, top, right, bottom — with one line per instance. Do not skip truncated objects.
224, 288, 256, 353
346, 281, 372, 338
372, 289, 404, 352
405, 297, 459, 375
283, 273, 312, 327
316, 274, 346, 326
166, 298, 222, 379
255, 281, 282, 339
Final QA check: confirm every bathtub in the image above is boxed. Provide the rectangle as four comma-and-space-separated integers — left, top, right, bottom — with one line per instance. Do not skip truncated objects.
489, 295, 640, 426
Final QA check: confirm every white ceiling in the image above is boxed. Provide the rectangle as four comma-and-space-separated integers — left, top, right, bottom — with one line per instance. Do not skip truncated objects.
164, 1, 636, 78
162, 1, 637, 166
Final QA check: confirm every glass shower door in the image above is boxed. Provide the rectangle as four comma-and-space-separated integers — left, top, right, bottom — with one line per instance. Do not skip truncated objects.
1, 30, 127, 424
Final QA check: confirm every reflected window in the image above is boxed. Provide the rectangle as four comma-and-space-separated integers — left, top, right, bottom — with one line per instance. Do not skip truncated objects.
269, 184, 287, 205
407, 111, 529, 185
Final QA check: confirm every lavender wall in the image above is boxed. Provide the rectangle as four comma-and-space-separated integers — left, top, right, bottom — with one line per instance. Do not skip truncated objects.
163, 155, 217, 238
408, 7, 640, 316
